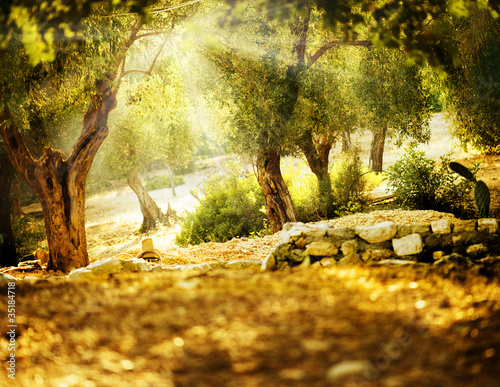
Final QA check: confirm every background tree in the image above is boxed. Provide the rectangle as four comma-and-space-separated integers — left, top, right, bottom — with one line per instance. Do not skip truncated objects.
287, 47, 360, 216
103, 63, 197, 232
209, 51, 298, 233
202, 3, 370, 229
354, 48, 432, 172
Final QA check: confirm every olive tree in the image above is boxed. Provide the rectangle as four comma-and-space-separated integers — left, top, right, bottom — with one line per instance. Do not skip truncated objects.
103, 63, 197, 232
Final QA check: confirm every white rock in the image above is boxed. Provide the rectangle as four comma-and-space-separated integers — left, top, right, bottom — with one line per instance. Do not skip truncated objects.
0, 273, 18, 282
121, 258, 153, 272
478, 218, 499, 233
357, 221, 397, 243
281, 222, 307, 243
374, 259, 416, 265
86, 258, 123, 275
431, 220, 451, 234
281, 223, 329, 244
222, 261, 243, 269
68, 268, 95, 280
240, 260, 262, 268
392, 234, 423, 256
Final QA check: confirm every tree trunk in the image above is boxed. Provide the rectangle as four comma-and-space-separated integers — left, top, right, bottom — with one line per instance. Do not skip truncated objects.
128, 168, 167, 233
341, 131, 354, 153
0, 151, 18, 267
299, 130, 336, 216
256, 144, 296, 233
1, 80, 118, 272
369, 126, 387, 172
165, 162, 176, 197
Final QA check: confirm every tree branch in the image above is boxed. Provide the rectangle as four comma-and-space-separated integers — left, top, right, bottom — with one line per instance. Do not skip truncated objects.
308, 40, 371, 67
133, 30, 172, 40
121, 37, 167, 78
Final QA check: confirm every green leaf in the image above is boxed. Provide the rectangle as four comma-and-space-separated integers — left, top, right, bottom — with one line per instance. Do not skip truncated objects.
449, 162, 476, 182
475, 180, 490, 218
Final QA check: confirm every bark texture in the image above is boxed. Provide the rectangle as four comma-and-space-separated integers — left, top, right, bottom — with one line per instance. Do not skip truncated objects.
256, 145, 296, 233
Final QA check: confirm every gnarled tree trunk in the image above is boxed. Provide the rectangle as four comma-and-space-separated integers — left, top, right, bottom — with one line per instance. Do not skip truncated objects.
256, 144, 296, 233
128, 168, 168, 232
0, 151, 17, 267
1, 80, 118, 272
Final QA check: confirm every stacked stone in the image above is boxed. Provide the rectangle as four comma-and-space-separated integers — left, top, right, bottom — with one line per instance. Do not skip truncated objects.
262, 219, 500, 270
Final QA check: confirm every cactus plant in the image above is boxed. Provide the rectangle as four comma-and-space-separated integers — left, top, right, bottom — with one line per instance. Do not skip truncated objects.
449, 162, 490, 217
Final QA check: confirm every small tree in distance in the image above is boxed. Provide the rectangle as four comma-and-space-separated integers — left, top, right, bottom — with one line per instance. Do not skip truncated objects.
103, 64, 197, 232
354, 48, 432, 172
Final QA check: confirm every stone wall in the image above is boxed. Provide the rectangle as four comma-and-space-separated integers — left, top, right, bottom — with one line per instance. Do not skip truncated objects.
262, 219, 500, 270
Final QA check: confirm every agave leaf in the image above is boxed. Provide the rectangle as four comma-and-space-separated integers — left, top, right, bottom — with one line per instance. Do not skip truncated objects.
475, 180, 490, 218
449, 162, 476, 182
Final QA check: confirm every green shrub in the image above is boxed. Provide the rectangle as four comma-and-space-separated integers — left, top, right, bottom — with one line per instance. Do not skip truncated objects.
283, 153, 370, 223
145, 175, 185, 191
11, 215, 46, 260
175, 164, 270, 245
385, 149, 476, 218
330, 152, 370, 207
283, 161, 322, 222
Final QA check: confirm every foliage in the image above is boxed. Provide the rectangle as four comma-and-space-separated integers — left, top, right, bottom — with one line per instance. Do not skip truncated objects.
354, 48, 432, 147
445, 11, 500, 153
145, 175, 185, 191
282, 161, 320, 223
176, 163, 269, 245
101, 62, 198, 182
203, 50, 296, 158
449, 162, 490, 217
385, 149, 476, 218
283, 154, 369, 223
421, 65, 447, 113
11, 216, 46, 260
330, 152, 369, 207
4, 0, 500, 71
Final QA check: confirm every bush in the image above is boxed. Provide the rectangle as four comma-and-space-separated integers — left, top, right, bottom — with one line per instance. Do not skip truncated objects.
330, 152, 371, 206
145, 175, 185, 191
282, 161, 321, 222
283, 153, 370, 223
175, 163, 270, 245
12, 215, 46, 260
385, 149, 476, 218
